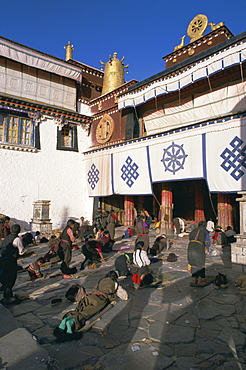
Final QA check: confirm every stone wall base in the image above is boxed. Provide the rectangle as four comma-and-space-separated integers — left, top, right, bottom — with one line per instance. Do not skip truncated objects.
231, 239, 246, 273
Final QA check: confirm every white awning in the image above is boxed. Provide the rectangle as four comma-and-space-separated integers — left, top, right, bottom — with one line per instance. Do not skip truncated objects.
0, 37, 82, 81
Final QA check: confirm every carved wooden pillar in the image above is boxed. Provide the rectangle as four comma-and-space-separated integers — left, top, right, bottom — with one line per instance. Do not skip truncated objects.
160, 183, 173, 233
194, 183, 205, 224
124, 195, 135, 226
217, 193, 233, 229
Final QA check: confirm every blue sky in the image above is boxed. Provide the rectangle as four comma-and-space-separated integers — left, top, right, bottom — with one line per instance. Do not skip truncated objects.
1, 0, 246, 82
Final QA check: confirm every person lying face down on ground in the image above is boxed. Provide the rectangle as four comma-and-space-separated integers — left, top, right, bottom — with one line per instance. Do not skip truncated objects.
54, 271, 128, 341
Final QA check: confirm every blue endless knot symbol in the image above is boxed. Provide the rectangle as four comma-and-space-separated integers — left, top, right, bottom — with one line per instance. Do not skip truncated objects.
161, 142, 188, 175
87, 163, 100, 190
220, 136, 246, 181
121, 156, 139, 187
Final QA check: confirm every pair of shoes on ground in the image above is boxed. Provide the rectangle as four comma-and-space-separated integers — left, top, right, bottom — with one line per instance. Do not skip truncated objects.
214, 273, 228, 289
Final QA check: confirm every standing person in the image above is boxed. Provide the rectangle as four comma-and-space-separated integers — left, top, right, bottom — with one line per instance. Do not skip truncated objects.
135, 215, 149, 251
0, 224, 26, 305
142, 210, 152, 227
225, 226, 237, 244
187, 221, 210, 286
58, 219, 77, 275
206, 218, 214, 233
101, 210, 108, 229
107, 210, 118, 241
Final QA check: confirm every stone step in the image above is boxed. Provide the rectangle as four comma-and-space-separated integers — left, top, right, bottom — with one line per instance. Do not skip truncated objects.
0, 304, 50, 369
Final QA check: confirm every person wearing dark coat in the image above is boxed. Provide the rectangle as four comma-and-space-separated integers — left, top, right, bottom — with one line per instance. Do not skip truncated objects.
115, 252, 133, 277
135, 215, 149, 251
187, 221, 210, 286
106, 210, 118, 240
0, 224, 25, 304
100, 231, 115, 253
54, 271, 128, 341
150, 235, 170, 255
58, 220, 77, 275
80, 240, 105, 270
225, 226, 237, 244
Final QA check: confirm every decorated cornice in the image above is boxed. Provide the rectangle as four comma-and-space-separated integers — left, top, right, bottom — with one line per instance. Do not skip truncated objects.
121, 30, 246, 98
0, 94, 92, 129
90, 80, 138, 108
92, 108, 119, 121
84, 111, 246, 155
164, 25, 234, 62
118, 32, 246, 110
68, 60, 104, 78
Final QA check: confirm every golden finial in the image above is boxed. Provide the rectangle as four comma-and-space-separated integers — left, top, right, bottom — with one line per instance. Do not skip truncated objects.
64, 41, 74, 61
100, 52, 129, 95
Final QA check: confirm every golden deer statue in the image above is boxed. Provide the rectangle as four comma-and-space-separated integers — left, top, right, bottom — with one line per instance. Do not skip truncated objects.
174, 35, 186, 51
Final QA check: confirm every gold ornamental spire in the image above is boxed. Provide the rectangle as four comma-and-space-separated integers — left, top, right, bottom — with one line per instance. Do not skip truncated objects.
100, 52, 129, 95
64, 41, 74, 61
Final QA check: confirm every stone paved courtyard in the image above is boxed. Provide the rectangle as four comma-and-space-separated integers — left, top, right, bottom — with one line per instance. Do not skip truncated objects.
1, 226, 246, 370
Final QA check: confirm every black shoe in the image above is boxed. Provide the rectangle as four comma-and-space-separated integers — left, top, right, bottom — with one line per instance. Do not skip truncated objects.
214, 275, 221, 289
214, 273, 228, 289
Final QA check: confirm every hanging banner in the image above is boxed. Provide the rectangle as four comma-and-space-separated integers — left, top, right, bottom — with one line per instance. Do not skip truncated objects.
85, 153, 113, 197
149, 134, 204, 182
206, 118, 246, 192
113, 147, 153, 195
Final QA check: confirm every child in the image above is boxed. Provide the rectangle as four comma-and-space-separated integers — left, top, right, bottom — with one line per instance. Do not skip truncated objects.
132, 241, 152, 289
27, 257, 45, 280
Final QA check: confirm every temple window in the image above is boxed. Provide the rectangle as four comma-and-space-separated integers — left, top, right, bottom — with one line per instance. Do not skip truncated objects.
0, 113, 33, 146
57, 125, 78, 152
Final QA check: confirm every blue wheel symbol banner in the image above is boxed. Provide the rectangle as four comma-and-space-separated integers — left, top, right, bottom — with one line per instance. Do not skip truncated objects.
161, 142, 188, 175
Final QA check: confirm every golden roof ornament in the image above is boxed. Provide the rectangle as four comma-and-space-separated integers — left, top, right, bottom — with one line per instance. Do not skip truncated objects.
208, 22, 224, 31
100, 52, 129, 95
174, 35, 186, 51
187, 14, 208, 42
64, 41, 74, 61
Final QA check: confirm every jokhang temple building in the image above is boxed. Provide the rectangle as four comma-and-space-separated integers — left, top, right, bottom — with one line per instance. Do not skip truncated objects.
0, 14, 246, 243
85, 14, 246, 235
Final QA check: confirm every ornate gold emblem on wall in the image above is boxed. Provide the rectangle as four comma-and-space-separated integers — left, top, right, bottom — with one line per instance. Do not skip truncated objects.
96, 114, 114, 143
187, 14, 208, 42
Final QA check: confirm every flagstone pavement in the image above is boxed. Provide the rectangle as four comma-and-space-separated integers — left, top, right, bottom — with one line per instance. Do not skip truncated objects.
0, 226, 246, 370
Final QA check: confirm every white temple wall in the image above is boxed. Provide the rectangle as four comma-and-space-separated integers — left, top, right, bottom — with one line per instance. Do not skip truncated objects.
0, 117, 93, 231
